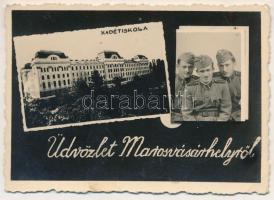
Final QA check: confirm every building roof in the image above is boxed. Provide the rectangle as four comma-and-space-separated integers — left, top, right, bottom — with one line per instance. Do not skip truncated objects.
135, 55, 148, 59
23, 63, 32, 69
99, 51, 123, 59
35, 50, 68, 59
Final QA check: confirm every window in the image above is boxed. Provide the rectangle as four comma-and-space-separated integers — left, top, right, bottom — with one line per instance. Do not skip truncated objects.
63, 80, 66, 85
47, 75, 50, 79
53, 75, 55, 79
58, 81, 61, 87
53, 81, 56, 87
67, 73, 69, 77
48, 82, 51, 88
42, 75, 44, 80
63, 74, 65, 78
72, 73, 74, 77
68, 80, 70, 85
42, 82, 46, 89
72, 67, 74, 70
58, 74, 60, 78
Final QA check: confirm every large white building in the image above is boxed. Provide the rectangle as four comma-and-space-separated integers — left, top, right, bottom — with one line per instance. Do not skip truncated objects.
21, 50, 151, 98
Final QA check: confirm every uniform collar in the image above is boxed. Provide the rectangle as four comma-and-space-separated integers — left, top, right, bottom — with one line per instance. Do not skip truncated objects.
200, 80, 213, 89
228, 71, 235, 82
184, 76, 192, 83
177, 75, 192, 84
222, 71, 235, 82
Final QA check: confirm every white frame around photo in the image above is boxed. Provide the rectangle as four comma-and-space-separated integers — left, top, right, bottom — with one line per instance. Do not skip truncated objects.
177, 26, 249, 121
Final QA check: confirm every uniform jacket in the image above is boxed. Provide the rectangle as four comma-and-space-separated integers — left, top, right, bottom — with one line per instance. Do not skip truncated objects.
172, 75, 198, 122
181, 79, 232, 121
213, 71, 241, 121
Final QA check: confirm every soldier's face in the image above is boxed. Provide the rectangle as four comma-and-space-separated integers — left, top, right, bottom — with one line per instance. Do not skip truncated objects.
218, 59, 235, 77
197, 65, 213, 84
177, 60, 194, 79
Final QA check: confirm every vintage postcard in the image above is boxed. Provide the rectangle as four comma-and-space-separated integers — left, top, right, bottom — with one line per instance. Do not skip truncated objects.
5, 4, 269, 194
171, 26, 249, 122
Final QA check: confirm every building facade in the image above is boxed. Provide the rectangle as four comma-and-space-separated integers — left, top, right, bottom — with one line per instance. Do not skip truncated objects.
21, 50, 150, 98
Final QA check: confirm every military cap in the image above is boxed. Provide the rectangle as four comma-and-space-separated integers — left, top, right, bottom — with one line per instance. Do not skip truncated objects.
216, 49, 235, 64
177, 52, 195, 65
194, 55, 213, 71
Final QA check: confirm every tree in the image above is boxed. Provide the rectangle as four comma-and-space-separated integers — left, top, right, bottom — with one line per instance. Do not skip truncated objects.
150, 59, 166, 85
72, 78, 90, 96
133, 75, 141, 82
113, 76, 123, 88
91, 70, 103, 89
132, 75, 144, 90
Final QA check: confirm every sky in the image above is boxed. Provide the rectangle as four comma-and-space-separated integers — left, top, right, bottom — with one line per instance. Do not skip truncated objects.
13, 22, 167, 69
176, 27, 245, 72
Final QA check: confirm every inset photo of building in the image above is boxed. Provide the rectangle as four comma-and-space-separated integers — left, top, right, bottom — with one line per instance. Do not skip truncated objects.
14, 22, 170, 131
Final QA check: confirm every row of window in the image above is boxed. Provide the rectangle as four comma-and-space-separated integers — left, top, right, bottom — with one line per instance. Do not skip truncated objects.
41, 70, 105, 80
106, 63, 148, 68
38, 63, 148, 73
40, 66, 70, 72
71, 65, 103, 71
40, 65, 105, 73
108, 68, 120, 73
42, 79, 71, 89
107, 67, 149, 73
107, 70, 149, 79
41, 73, 70, 80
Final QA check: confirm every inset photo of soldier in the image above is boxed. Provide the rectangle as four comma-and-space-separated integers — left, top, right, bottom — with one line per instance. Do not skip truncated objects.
171, 26, 249, 122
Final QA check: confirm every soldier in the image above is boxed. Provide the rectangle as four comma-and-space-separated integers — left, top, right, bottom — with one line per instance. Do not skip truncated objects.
172, 52, 198, 121
182, 55, 232, 121
214, 49, 241, 121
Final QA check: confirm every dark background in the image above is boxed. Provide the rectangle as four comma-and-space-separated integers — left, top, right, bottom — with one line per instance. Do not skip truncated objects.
11, 11, 261, 182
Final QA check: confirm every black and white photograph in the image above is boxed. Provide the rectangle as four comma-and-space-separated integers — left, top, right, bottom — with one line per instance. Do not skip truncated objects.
14, 22, 170, 131
171, 26, 249, 122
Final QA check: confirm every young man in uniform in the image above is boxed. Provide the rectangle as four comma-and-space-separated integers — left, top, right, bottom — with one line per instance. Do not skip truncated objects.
172, 52, 199, 121
214, 49, 241, 121
182, 55, 232, 121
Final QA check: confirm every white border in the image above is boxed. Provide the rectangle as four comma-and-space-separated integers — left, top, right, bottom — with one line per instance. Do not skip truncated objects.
2, 2, 270, 197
